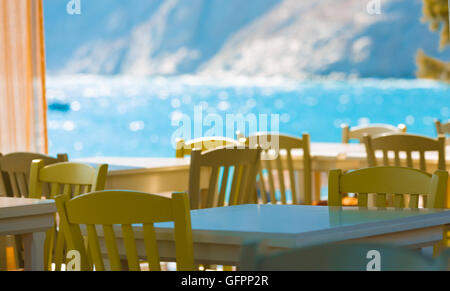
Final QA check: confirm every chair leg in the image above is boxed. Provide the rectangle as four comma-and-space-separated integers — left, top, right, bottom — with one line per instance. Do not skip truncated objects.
44, 226, 56, 271
53, 232, 66, 271
314, 171, 322, 203
0, 236, 7, 270
12, 235, 24, 269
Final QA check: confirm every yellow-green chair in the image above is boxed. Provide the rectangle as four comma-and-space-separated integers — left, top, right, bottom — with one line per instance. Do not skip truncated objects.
363, 133, 446, 171
328, 166, 447, 208
341, 123, 407, 144
435, 119, 450, 136
238, 132, 313, 205
0, 152, 67, 270
55, 190, 195, 271
328, 166, 449, 255
189, 146, 261, 210
29, 160, 108, 271
175, 137, 242, 158
188, 145, 261, 271
240, 241, 449, 271
0, 152, 68, 198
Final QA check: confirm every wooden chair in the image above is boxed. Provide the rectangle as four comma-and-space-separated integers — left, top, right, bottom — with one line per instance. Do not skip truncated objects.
329, 166, 449, 255
435, 119, 450, 136
328, 167, 447, 208
341, 123, 407, 144
0, 152, 67, 270
55, 190, 194, 271
239, 132, 313, 205
175, 137, 242, 158
189, 146, 261, 210
363, 133, 446, 171
0, 152, 68, 198
240, 241, 449, 271
29, 160, 108, 271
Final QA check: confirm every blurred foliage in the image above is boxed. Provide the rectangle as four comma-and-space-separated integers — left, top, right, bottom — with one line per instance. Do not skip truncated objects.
416, 0, 449, 82
416, 49, 450, 81
422, 0, 449, 49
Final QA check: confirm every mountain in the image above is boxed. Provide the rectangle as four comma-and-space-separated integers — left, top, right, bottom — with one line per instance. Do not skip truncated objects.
43, 0, 450, 78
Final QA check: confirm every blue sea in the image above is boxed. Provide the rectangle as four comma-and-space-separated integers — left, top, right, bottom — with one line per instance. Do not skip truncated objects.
46, 75, 450, 158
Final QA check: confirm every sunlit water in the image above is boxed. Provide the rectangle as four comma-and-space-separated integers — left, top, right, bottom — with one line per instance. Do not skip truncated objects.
46, 75, 450, 158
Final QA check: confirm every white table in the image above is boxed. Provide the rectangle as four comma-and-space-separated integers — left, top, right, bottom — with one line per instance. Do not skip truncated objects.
0, 197, 56, 270
97, 204, 450, 267
76, 142, 450, 206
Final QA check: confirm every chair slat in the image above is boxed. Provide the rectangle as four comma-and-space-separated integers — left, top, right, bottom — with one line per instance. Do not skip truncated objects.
143, 223, 161, 271
238, 165, 250, 204
382, 150, 389, 166
419, 151, 426, 171
393, 194, 404, 208
286, 151, 297, 204
86, 224, 105, 271
357, 193, 368, 207
406, 151, 413, 168
229, 166, 241, 206
394, 151, 401, 166
206, 166, 219, 208
8, 172, 20, 198
122, 224, 140, 271
409, 194, 419, 208
275, 154, 287, 204
217, 166, 229, 207
102, 224, 122, 271
17, 173, 28, 198
73, 184, 81, 197
63, 184, 71, 196
264, 158, 277, 204
50, 183, 60, 198
376, 193, 387, 207
258, 169, 268, 204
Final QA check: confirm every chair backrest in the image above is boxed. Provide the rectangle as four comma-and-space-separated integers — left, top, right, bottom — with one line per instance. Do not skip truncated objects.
55, 190, 195, 271
189, 146, 261, 209
240, 241, 448, 271
0, 152, 68, 198
240, 132, 312, 205
29, 160, 108, 199
328, 166, 448, 208
341, 123, 407, 144
435, 119, 450, 136
363, 133, 446, 171
175, 137, 242, 158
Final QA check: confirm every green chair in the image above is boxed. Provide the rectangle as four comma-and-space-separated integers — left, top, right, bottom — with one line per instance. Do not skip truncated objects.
328, 166, 449, 256
238, 132, 313, 205
341, 123, 407, 144
56, 190, 195, 271
328, 166, 448, 208
29, 160, 108, 271
0, 152, 67, 270
175, 137, 242, 158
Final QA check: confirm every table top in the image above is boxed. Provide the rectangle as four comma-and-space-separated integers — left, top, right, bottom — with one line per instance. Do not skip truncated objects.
75, 157, 190, 174
0, 197, 56, 219
153, 204, 450, 248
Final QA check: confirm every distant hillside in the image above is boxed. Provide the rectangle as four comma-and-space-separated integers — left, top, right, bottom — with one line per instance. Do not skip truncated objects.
43, 0, 450, 78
